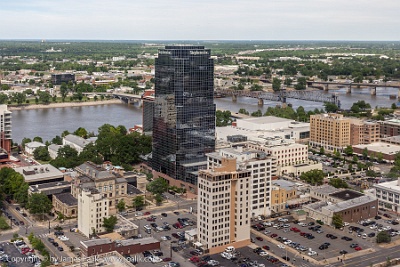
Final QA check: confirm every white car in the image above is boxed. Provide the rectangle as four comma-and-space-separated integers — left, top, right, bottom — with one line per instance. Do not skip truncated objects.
220, 252, 231, 259
278, 218, 288, 222
308, 251, 317, 256
283, 240, 292, 245
161, 236, 168, 241
259, 251, 269, 257
277, 244, 285, 249
344, 222, 349, 226
59, 236, 69, 241
147, 256, 162, 263
264, 230, 271, 235
207, 260, 219, 266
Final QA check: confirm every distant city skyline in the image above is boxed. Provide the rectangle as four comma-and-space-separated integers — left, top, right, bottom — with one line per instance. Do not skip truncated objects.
1, 0, 399, 41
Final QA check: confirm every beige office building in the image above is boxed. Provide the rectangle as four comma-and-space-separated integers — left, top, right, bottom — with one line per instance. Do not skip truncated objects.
206, 147, 273, 217
310, 113, 350, 151
78, 188, 110, 237
197, 158, 251, 254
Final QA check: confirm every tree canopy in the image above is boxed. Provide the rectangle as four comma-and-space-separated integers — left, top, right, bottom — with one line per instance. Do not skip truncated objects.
146, 178, 169, 195
328, 178, 349, 189
103, 215, 118, 233
26, 193, 52, 215
299, 169, 325, 186
332, 214, 343, 229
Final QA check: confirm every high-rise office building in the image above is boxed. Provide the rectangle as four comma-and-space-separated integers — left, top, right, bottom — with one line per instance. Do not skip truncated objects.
0, 105, 11, 163
151, 46, 216, 192
197, 157, 251, 253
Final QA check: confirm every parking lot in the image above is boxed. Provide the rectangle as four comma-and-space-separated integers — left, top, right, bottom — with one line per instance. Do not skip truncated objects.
1, 241, 36, 267
125, 209, 197, 267
251, 216, 400, 262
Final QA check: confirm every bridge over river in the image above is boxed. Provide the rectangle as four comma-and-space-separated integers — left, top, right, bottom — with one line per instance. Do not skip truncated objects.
214, 88, 341, 107
307, 81, 400, 97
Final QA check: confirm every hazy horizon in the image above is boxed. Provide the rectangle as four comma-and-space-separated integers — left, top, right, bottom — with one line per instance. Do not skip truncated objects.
1, 0, 399, 41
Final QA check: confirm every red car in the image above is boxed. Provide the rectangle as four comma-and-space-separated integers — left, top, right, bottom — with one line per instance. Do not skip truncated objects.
300, 232, 306, 236
354, 246, 362, 251
143, 212, 151, 215
146, 217, 155, 222
291, 227, 300, 232
163, 257, 172, 262
262, 245, 270, 250
270, 233, 278, 238
256, 236, 263, 241
189, 256, 200, 263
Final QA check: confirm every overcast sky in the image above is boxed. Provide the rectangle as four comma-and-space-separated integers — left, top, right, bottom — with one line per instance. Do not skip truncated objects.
1, 0, 399, 40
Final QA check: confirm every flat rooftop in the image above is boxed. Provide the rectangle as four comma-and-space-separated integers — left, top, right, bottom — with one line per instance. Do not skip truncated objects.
311, 185, 341, 196
324, 195, 377, 213
374, 179, 400, 192
330, 190, 364, 201
238, 116, 294, 124
14, 164, 64, 183
353, 142, 400, 155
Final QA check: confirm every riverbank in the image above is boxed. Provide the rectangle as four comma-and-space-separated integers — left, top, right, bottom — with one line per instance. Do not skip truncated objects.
8, 99, 123, 111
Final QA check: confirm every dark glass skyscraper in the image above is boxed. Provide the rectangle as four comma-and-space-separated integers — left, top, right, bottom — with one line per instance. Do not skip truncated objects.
152, 46, 216, 186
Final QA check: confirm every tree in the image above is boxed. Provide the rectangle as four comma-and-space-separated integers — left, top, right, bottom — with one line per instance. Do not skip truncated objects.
295, 77, 307, 90
299, 169, 324, 186
362, 148, 369, 159
332, 214, 343, 229
329, 178, 349, 189
50, 145, 79, 168
284, 78, 292, 87
38, 91, 51, 104
132, 196, 145, 210
61, 130, 70, 138
102, 215, 118, 233
116, 200, 125, 212
0, 217, 10, 230
26, 193, 52, 218
319, 147, 325, 155
216, 110, 232, 126
74, 127, 88, 138
60, 82, 68, 102
376, 231, 391, 243
391, 103, 397, 110
21, 138, 32, 149
324, 102, 339, 113
344, 145, 353, 156
238, 108, 249, 115
33, 146, 51, 161
146, 178, 169, 196
33, 136, 43, 143
12, 92, 26, 105
52, 135, 63, 145
154, 194, 163, 206
0, 93, 8, 104
272, 78, 281, 91
251, 110, 263, 117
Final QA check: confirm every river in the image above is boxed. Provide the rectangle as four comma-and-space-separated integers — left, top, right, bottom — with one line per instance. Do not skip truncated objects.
11, 87, 399, 144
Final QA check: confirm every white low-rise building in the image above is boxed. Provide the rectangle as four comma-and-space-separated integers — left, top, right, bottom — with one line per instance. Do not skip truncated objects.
374, 178, 400, 213
63, 134, 97, 154
24, 141, 46, 155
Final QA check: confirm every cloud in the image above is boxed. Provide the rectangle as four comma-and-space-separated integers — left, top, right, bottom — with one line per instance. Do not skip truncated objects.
0, 0, 399, 40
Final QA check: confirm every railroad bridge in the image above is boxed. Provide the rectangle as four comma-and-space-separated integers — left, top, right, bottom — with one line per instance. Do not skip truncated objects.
214, 88, 341, 107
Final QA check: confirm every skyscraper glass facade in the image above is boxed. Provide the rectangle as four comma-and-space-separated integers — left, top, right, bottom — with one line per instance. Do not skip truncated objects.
152, 46, 216, 185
